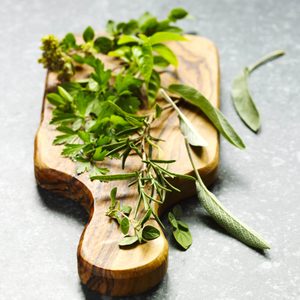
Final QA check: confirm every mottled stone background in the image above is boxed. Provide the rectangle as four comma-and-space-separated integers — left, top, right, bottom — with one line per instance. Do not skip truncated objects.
0, 0, 299, 299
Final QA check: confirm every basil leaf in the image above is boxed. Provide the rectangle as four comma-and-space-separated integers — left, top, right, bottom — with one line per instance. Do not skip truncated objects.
152, 43, 178, 66
169, 84, 245, 149
120, 217, 130, 235
231, 68, 260, 132
168, 8, 188, 21
142, 225, 160, 240
119, 235, 138, 247
83, 26, 94, 42
173, 228, 192, 250
195, 179, 270, 250
149, 32, 186, 45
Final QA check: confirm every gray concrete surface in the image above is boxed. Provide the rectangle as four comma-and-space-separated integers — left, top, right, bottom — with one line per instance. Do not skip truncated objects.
0, 0, 299, 299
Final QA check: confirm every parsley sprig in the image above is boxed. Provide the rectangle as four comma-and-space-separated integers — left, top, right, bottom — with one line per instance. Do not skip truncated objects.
38, 7, 270, 250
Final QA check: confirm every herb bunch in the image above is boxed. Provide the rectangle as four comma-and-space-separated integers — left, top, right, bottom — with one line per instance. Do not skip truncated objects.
39, 8, 270, 250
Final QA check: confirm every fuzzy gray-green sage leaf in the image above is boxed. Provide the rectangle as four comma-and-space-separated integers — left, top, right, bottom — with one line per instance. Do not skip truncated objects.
169, 84, 245, 149
231, 50, 285, 132
185, 139, 270, 250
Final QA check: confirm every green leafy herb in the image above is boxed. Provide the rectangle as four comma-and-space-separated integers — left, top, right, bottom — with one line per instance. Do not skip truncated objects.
168, 206, 192, 250
38, 8, 270, 252
119, 235, 139, 247
185, 139, 270, 250
142, 225, 160, 240
168, 8, 189, 22
120, 217, 130, 235
160, 88, 208, 147
231, 50, 285, 132
169, 84, 245, 149
83, 26, 95, 42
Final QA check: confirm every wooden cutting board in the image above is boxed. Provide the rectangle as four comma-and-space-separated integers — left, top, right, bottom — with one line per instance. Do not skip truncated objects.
34, 35, 220, 296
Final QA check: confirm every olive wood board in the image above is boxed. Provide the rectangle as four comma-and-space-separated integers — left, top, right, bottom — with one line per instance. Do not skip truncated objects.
34, 34, 220, 296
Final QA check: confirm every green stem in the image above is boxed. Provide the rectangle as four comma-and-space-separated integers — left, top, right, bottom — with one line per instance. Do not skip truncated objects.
248, 49, 285, 73
184, 138, 201, 183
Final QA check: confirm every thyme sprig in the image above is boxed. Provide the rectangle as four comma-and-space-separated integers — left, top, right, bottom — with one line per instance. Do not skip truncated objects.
38, 7, 270, 250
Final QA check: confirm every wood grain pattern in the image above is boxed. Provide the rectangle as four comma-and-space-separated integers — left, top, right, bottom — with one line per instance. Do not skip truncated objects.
34, 35, 220, 296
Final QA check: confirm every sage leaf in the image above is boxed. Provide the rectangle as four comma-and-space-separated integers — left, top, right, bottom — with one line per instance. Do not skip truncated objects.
173, 228, 192, 250
142, 225, 160, 240
169, 84, 245, 149
231, 68, 260, 132
231, 50, 285, 132
119, 235, 138, 247
160, 88, 208, 147
120, 217, 130, 235
195, 179, 270, 250
179, 116, 208, 147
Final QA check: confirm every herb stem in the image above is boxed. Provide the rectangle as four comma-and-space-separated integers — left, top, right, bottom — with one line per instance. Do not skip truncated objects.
248, 49, 285, 73
184, 138, 202, 183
